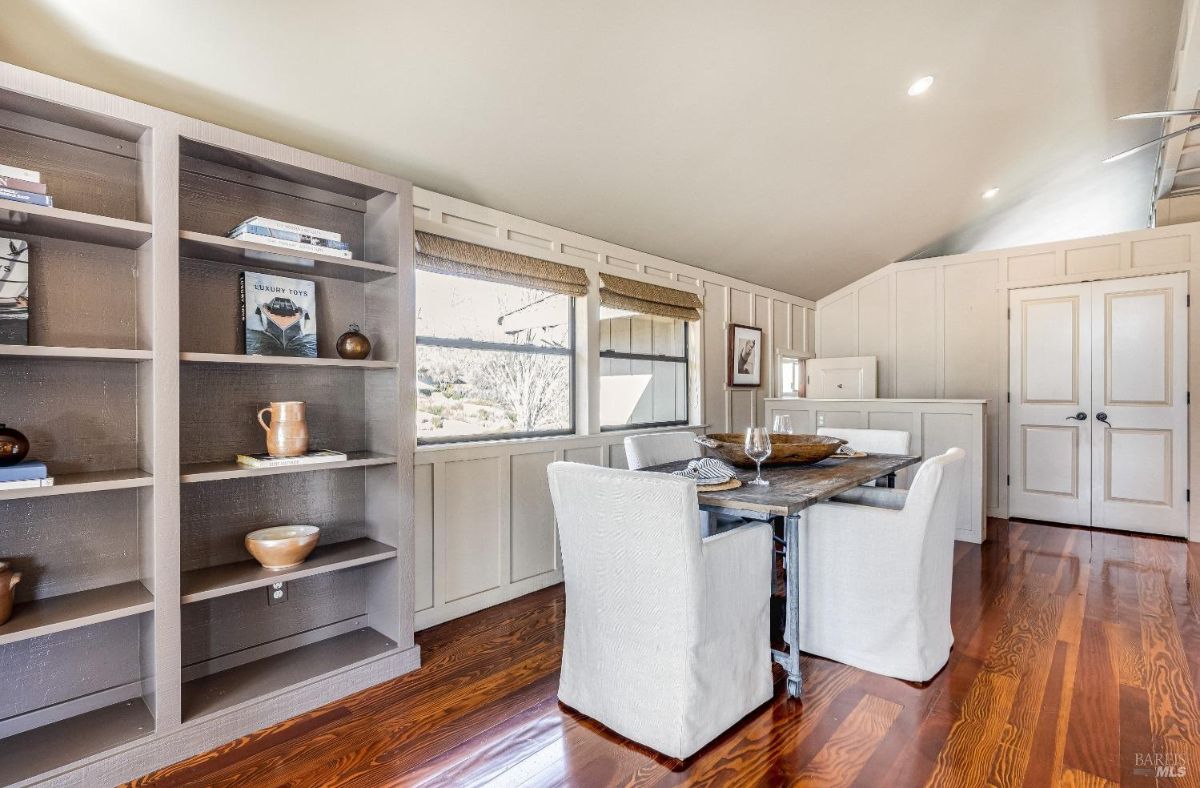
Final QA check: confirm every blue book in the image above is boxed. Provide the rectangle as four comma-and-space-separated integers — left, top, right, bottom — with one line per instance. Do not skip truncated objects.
0, 460, 47, 481
0, 187, 52, 207
230, 222, 350, 251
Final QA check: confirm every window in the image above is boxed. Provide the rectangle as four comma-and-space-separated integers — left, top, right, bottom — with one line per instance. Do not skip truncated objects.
416, 270, 574, 443
599, 308, 689, 429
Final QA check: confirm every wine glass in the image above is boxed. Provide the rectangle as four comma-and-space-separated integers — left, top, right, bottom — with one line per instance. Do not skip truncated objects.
744, 427, 772, 486
772, 414, 794, 434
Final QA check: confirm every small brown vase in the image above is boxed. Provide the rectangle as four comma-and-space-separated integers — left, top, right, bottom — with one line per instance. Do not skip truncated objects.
0, 424, 29, 467
257, 401, 309, 458
0, 561, 21, 626
336, 324, 371, 360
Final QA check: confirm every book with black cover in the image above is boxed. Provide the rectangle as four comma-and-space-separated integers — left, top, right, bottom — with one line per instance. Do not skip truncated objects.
0, 237, 29, 345
240, 271, 317, 357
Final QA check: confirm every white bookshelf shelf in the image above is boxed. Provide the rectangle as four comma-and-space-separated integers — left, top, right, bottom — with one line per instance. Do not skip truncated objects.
180, 537, 396, 603
180, 352, 396, 369
0, 697, 154, 785
0, 581, 154, 647
179, 452, 397, 483
0, 468, 153, 501
181, 627, 397, 723
0, 203, 152, 248
179, 230, 396, 282
0, 344, 153, 362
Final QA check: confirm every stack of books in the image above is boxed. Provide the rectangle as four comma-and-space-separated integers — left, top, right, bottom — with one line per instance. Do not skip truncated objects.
228, 217, 352, 259
235, 449, 348, 469
0, 164, 52, 208
0, 460, 54, 491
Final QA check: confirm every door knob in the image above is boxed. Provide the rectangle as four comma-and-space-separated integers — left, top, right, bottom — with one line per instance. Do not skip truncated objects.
1065, 412, 1087, 421
1096, 412, 1111, 426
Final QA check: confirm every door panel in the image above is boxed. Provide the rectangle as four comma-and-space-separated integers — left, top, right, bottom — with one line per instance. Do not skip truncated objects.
1008, 282, 1091, 525
1022, 297, 1078, 403
1021, 426, 1078, 496
1090, 274, 1187, 536
1106, 289, 1170, 405
1009, 272, 1188, 536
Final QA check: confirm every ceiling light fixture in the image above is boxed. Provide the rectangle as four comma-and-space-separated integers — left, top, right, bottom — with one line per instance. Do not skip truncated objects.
907, 76, 934, 96
982, 187, 999, 199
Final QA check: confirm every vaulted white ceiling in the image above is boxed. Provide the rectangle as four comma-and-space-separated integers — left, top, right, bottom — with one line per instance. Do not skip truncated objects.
0, 0, 1183, 298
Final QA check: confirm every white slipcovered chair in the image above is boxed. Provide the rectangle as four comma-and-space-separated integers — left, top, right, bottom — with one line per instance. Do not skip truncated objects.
796, 447, 966, 682
547, 461, 774, 759
815, 427, 911, 455
817, 427, 910, 488
624, 431, 744, 535
623, 431, 699, 470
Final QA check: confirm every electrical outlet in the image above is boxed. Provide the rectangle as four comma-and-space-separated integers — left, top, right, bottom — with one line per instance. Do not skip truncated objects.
267, 581, 288, 606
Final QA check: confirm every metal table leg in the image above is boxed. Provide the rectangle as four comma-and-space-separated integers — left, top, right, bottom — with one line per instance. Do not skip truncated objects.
771, 513, 804, 698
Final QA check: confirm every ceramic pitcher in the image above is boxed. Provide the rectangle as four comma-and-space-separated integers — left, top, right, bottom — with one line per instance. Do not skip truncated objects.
257, 401, 310, 458
0, 561, 20, 626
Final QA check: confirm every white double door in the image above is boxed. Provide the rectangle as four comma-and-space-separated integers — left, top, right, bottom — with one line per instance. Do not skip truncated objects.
1008, 273, 1188, 536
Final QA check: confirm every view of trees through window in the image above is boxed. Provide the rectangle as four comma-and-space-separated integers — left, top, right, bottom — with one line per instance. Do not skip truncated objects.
416, 270, 572, 442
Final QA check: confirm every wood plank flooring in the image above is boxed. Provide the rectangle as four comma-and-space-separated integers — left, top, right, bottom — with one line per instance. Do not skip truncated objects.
129, 520, 1200, 787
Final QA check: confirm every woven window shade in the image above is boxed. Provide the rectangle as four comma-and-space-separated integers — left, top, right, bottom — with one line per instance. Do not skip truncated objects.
415, 231, 589, 297
598, 272, 704, 321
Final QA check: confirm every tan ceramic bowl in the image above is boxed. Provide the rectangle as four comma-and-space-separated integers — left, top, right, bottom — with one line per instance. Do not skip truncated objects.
245, 525, 320, 570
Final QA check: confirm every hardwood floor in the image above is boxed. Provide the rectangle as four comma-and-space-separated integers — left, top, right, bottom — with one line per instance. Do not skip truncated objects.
129, 520, 1200, 787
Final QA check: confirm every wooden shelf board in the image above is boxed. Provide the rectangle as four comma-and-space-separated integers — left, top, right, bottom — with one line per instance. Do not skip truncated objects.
0, 581, 153, 647
0, 697, 154, 784
181, 627, 397, 722
181, 537, 396, 604
180, 352, 396, 369
180, 452, 396, 484
0, 203, 151, 248
0, 344, 153, 361
0, 468, 153, 501
179, 230, 396, 282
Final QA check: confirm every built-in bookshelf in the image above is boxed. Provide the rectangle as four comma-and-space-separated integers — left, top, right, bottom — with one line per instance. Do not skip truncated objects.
0, 62, 417, 786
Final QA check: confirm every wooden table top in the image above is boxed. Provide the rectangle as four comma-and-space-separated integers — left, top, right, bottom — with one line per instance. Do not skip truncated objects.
641, 454, 922, 518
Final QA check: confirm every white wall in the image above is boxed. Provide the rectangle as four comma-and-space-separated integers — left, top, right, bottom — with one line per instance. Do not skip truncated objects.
815, 221, 1200, 542
412, 187, 815, 629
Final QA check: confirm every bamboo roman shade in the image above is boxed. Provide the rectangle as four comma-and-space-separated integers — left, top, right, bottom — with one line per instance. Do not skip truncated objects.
415, 231, 589, 297
598, 272, 704, 321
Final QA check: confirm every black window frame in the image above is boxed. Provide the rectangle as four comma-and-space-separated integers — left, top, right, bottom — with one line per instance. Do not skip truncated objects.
599, 320, 690, 432
416, 282, 576, 446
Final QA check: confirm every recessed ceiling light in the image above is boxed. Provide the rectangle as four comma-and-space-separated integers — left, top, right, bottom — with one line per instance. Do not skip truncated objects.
981, 187, 1000, 199
907, 76, 934, 96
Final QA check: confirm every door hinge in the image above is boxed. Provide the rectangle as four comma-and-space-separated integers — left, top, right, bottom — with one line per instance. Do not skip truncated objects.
1007, 307, 1011, 319
1007, 391, 1011, 403
1188, 294, 1191, 308
1189, 391, 1191, 405
1006, 474, 1011, 486
1188, 489, 1191, 502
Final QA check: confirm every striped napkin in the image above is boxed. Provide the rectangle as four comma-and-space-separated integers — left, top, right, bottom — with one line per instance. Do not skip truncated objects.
672, 458, 737, 483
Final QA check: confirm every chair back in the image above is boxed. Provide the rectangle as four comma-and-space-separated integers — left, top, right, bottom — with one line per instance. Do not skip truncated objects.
902, 448, 966, 622
816, 427, 911, 455
624, 431, 700, 470
547, 462, 702, 646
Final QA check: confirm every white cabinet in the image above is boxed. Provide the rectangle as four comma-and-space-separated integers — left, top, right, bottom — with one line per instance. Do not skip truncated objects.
805, 356, 877, 398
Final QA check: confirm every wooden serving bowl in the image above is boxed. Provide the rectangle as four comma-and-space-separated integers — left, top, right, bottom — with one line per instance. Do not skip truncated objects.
696, 433, 846, 467
245, 525, 320, 570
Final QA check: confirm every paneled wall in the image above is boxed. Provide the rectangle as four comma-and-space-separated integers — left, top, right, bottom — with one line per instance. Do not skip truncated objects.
815, 221, 1200, 541
412, 188, 815, 628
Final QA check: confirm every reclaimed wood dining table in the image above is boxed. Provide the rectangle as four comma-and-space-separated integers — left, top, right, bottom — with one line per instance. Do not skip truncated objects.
639, 452, 922, 698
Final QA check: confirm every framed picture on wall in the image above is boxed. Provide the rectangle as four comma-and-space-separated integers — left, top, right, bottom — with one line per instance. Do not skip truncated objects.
727, 323, 763, 387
